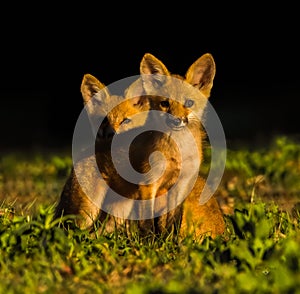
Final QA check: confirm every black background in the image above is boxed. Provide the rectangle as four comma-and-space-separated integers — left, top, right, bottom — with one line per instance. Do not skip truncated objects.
1, 4, 299, 152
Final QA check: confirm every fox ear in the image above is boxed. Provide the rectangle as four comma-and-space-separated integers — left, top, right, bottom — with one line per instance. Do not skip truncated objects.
185, 53, 216, 98
140, 53, 169, 76
140, 53, 170, 92
80, 74, 110, 104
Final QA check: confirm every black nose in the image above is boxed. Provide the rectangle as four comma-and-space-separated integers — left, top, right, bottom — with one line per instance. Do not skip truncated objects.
166, 115, 185, 128
172, 117, 182, 126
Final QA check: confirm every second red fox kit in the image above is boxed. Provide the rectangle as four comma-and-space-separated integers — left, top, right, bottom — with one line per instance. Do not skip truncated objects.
54, 74, 150, 231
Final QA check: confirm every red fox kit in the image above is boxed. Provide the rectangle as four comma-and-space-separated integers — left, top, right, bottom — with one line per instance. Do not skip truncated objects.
122, 53, 225, 237
54, 74, 149, 231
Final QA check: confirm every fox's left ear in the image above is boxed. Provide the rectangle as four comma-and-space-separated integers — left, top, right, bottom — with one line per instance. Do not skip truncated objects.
185, 53, 216, 99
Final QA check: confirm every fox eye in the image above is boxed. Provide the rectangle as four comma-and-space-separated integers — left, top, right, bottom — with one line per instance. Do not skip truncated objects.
121, 118, 131, 124
160, 100, 170, 108
185, 99, 194, 108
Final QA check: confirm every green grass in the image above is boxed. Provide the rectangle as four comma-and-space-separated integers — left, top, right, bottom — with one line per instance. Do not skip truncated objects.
0, 136, 299, 293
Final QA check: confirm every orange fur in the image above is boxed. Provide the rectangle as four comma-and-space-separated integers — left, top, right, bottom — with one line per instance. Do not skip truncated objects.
55, 54, 226, 240
121, 53, 225, 237
54, 74, 150, 232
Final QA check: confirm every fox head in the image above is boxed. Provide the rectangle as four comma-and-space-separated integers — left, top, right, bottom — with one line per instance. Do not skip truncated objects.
80, 73, 150, 138
80, 73, 122, 138
125, 53, 216, 130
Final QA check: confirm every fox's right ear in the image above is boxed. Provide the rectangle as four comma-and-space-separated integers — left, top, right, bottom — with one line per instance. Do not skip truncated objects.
80, 74, 110, 104
140, 53, 170, 92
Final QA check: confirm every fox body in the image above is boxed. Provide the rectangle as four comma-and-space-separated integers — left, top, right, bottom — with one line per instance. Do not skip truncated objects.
121, 53, 219, 235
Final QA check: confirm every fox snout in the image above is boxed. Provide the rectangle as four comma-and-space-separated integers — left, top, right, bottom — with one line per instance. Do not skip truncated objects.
166, 114, 188, 129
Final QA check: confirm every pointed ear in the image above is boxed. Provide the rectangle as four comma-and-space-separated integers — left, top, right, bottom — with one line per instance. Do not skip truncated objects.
140, 53, 170, 92
185, 53, 216, 98
140, 53, 169, 75
80, 74, 110, 104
